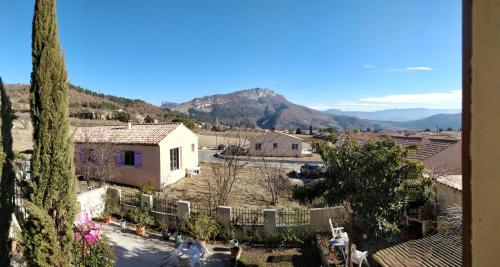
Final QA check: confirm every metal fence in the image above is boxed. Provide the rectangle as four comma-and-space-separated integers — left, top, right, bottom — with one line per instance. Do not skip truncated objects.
231, 208, 264, 225
190, 202, 218, 218
276, 208, 310, 226
152, 196, 177, 215
121, 191, 140, 206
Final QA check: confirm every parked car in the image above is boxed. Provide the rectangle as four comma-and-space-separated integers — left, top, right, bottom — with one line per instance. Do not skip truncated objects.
222, 145, 247, 156
300, 164, 323, 178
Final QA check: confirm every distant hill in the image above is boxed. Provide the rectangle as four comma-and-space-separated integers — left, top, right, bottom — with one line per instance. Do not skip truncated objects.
324, 108, 461, 122
5, 83, 182, 123
173, 88, 375, 130
393, 113, 462, 131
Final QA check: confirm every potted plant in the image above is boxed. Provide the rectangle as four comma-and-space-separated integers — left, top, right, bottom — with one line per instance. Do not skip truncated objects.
158, 218, 171, 240
101, 208, 112, 223
185, 213, 220, 245
129, 205, 154, 237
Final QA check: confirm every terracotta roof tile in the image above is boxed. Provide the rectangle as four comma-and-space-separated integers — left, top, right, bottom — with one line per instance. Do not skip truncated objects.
73, 123, 181, 145
373, 231, 462, 267
436, 175, 462, 191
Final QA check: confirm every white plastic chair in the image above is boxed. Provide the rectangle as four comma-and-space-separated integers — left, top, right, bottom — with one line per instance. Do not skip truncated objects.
350, 244, 369, 267
328, 218, 345, 237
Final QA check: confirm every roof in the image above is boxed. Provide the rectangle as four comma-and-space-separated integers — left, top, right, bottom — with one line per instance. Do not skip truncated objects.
276, 131, 304, 141
372, 231, 462, 267
73, 123, 182, 145
436, 175, 462, 191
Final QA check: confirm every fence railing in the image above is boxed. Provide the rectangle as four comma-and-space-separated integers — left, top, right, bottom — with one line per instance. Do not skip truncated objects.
276, 208, 310, 226
121, 191, 140, 206
110, 188, 342, 231
191, 202, 218, 218
231, 208, 264, 225
152, 196, 177, 215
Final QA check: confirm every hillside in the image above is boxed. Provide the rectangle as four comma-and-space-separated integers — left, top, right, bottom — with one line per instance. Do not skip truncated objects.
324, 108, 461, 122
6, 83, 182, 122
173, 88, 376, 130
5, 83, 190, 152
394, 113, 462, 131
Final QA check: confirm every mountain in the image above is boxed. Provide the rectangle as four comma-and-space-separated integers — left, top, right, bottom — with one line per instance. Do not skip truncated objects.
324, 108, 461, 122
173, 88, 375, 130
393, 113, 462, 131
161, 100, 178, 109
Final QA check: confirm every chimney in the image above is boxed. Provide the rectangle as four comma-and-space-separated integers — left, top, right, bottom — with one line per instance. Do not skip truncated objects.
127, 122, 132, 129
154, 119, 159, 124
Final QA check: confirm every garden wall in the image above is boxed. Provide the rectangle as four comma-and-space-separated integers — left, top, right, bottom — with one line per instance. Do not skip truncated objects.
76, 186, 107, 218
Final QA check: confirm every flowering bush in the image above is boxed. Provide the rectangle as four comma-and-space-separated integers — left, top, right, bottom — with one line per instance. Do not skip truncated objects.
73, 211, 114, 267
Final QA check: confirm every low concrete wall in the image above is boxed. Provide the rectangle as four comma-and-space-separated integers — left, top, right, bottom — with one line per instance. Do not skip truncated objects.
310, 207, 347, 232
77, 186, 107, 218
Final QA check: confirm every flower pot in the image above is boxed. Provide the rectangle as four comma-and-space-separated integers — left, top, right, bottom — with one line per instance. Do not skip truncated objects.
120, 219, 127, 229
102, 215, 112, 223
136, 225, 146, 236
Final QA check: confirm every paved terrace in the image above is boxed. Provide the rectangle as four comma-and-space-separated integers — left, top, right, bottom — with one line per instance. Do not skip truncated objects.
103, 221, 231, 267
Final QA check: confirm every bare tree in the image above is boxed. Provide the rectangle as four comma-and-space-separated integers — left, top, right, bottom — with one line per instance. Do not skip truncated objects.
255, 132, 290, 204
207, 123, 250, 208
75, 127, 116, 189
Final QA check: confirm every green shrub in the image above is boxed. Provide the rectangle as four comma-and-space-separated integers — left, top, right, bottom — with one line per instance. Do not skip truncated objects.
271, 227, 317, 248
72, 235, 115, 267
129, 205, 154, 228
184, 213, 220, 242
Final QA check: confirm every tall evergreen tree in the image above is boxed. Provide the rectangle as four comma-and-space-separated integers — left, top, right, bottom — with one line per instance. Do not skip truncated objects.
25, 0, 76, 265
0, 78, 16, 265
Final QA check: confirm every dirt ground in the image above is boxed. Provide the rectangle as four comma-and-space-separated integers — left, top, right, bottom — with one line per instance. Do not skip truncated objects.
161, 163, 304, 210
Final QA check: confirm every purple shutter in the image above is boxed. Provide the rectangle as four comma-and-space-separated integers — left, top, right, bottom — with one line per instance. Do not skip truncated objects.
94, 150, 100, 164
115, 151, 122, 166
79, 149, 85, 161
134, 151, 142, 168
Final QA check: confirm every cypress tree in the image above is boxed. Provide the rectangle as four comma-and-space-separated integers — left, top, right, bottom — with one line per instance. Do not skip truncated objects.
25, 0, 76, 264
0, 78, 16, 265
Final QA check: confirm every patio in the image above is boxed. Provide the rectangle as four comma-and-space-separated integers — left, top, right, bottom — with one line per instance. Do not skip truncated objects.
103, 221, 231, 267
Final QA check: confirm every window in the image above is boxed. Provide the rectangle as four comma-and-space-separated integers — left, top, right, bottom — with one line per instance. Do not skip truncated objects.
292, 143, 299, 150
273, 143, 278, 149
123, 150, 135, 166
255, 143, 262, 150
170, 148, 180, 171
192, 143, 195, 152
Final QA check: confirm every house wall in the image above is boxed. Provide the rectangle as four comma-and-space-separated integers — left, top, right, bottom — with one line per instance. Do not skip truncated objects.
424, 141, 462, 175
248, 132, 303, 157
471, 1, 500, 265
159, 124, 199, 188
74, 143, 162, 189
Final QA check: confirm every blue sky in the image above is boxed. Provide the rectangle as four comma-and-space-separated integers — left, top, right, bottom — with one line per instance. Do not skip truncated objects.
0, 0, 461, 111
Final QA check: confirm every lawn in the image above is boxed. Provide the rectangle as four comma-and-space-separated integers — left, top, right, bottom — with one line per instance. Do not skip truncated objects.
162, 163, 306, 210
237, 245, 321, 267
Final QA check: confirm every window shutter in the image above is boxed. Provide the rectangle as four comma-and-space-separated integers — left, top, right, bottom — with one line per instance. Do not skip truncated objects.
79, 149, 85, 161
115, 151, 122, 166
134, 151, 142, 168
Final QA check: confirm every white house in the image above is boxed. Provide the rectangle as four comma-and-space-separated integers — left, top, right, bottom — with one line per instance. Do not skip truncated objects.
247, 131, 305, 157
73, 123, 198, 190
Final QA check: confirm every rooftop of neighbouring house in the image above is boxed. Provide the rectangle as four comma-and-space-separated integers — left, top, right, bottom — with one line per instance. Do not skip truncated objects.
73, 123, 183, 145
349, 132, 461, 161
372, 231, 462, 267
435, 175, 463, 191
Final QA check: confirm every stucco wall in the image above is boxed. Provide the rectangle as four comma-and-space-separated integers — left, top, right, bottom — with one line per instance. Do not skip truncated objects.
159, 124, 199, 187
471, 1, 500, 265
75, 143, 162, 189
77, 187, 107, 218
248, 132, 303, 157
